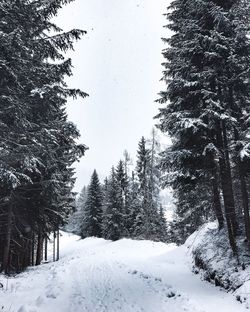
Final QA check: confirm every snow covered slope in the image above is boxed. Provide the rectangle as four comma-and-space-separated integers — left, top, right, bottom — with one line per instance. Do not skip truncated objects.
0, 232, 247, 312
186, 222, 250, 309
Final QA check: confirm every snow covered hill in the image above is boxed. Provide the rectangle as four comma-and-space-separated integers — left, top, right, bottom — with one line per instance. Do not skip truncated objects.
0, 232, 247, 312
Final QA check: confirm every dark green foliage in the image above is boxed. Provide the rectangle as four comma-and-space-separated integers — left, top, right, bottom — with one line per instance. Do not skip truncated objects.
80, 170, 103, 238
133, 135, 166, 241
77, 134, 167, 243
0, 0, 87, 273
102, 168, 124, 241
156, 0, 250, 248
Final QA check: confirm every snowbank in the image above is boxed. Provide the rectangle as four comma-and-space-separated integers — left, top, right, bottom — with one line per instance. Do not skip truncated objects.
186, 222, 250, 308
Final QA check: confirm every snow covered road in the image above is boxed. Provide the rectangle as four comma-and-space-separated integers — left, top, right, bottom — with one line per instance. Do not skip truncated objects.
0, 233, 247, 312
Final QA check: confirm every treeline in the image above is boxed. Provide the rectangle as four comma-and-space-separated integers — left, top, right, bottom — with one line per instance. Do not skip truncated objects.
0, 0, 86, 273
156, 0, 250, 253
69, 131, 167, 242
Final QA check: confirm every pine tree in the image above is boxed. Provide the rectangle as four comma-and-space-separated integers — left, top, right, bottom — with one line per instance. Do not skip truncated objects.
126, 171, 141, 237
148, 129, 161, 215
156, 205, 167, 242
102, 168, 124, 241
115, 160, 129, 236
0, 0, 87, 273
67, 186, 87, 235
156, 0, 250, 251
80, 170, 103, 238
134, 136, 164, 240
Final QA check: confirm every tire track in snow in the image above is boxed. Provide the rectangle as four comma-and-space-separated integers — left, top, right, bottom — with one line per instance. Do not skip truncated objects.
1, 234, 247, 312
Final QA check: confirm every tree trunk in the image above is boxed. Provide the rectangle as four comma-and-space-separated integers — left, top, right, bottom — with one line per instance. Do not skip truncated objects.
44, 236, 48, 262
35, 229, 43, 266
53, 231, 56, 262
239, 161, 250, 241
221, 121, 238, 233
216, 121, 238, 254
56, 229, 60, 261
31, 232, 35, 266
211, 169, 224, 229
234, 128, 250, 241
2, 203, 13, 273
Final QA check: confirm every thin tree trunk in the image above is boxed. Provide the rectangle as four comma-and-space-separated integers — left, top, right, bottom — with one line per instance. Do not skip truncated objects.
234, 128, 250, 241
209, 151, 224, 228
53, 231, 56, 262
28, 237, 33, 267
239, 161, 250, 241
211, 170, 224, 229
31, 232, 35, 266
216, 122, 238, 254
56, 229, 60, 261
2, 203, 13, 273
44, 236, 48, 262
35, 229, 43, 266
221, 121, 238, 233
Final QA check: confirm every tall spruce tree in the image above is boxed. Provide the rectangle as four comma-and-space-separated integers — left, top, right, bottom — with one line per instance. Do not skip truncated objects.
115, 160, 129, 236
126, 171, 141, 237
156, 205, 167, 242
0, 0, 87, 273
156, 0, 250, 251
67, 186, 88, 235
102, 168, 124, 241
135, 136, 164, 240
80, 170, 103, 238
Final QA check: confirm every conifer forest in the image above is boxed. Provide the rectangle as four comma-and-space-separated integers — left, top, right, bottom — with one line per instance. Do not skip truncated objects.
1, 1, 250, 312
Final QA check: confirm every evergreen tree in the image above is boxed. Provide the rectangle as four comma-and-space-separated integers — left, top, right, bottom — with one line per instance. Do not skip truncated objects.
156, 0, 250, 251
134, 136, 165, 240
156, 205, 167, 242
102, 168, 124, 241
80, 171, 103, 238
126, 171, 141, 236
67, 186, 88, 235
0, 0, 87, 273
115, 160, 129, 236
148, 129, 162, 215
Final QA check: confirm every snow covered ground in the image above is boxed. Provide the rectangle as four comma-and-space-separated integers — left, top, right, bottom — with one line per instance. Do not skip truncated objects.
0, 232, 247, 312
186, 222, 250, 309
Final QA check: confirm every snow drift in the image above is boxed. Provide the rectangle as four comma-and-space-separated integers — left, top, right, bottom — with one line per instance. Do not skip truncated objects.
186, 222, 250, 308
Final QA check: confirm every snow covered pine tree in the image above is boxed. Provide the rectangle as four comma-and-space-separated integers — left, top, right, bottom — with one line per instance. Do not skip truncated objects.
156, 0, 250, 251
80, 170, 103, 238
102, 168, 124, 241
67, 186, 88, 235
0, 0, 87, 273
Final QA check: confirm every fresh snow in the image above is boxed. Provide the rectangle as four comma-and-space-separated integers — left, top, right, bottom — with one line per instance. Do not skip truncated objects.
186, 222, 250, 309
0, 232, 247, 312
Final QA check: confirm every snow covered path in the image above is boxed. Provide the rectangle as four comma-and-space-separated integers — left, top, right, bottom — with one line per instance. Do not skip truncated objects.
0, 233, 247, 312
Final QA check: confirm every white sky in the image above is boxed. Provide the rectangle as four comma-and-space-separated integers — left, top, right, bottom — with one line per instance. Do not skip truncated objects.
56, 0, 170, 192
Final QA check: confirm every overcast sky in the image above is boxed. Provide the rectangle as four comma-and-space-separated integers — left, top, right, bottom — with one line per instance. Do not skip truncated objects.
56, 0, 170, 192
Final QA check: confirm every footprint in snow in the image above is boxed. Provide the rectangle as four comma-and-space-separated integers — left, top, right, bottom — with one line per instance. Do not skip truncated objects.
17, 306, 26, 312
45, 288, 58, 299
17, 306, 32, 312
35, 296, 44, 307
128, 269, 181, 300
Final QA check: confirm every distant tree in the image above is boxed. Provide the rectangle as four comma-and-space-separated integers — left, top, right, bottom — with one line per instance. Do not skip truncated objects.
102, 168, 124, 241
156, 205, 167, 242
134, 136, 165, 240
115, 160, 129, 236
80, 171, 103, 238
126, 171, 141, 236
148, 129, 162, 217
67, 187, 88, 235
